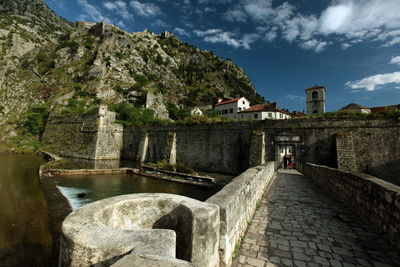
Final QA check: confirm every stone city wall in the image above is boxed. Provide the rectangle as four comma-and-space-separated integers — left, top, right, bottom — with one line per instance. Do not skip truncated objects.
206, 162, 276, 266
42, 105, 123, 160
303, 163, 400, 249
123, 123, 253, 174
122, 118, 400, 184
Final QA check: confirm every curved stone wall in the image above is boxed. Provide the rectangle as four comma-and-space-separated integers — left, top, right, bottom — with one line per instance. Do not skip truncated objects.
61, 194, 220, 267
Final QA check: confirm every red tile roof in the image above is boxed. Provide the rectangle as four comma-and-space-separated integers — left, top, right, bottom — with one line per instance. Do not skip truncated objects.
292, 111, 305, 117
305, 86, 325, 92
214, 97, 242, 106
240, 103, 291, 115
370, 104, 400, 113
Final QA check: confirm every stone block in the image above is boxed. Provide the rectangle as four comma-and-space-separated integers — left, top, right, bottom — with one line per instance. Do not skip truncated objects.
61, 193, 220, 267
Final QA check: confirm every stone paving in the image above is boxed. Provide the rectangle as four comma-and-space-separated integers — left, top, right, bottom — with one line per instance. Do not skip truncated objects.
232, 169, 400, 267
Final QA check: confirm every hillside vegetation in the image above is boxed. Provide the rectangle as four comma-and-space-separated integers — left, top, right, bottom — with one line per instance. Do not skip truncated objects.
0, 0, 264, 151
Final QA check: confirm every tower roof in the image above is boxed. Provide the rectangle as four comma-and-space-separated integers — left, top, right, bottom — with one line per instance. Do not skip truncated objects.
305, 86, 325, 92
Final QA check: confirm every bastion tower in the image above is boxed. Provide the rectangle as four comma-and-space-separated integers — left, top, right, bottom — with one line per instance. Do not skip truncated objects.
305, 85, 326, 114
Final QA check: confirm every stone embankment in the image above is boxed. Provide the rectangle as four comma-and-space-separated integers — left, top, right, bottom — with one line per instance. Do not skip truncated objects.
60, 162, 276, 266
304, 163, 400, 249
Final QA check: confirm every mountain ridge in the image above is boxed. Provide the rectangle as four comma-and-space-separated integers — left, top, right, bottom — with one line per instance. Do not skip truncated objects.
0, 0, 265, 147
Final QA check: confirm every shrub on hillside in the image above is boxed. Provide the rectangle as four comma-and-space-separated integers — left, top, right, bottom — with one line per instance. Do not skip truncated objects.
109, 102, 170, 126
21, 104, 50, 136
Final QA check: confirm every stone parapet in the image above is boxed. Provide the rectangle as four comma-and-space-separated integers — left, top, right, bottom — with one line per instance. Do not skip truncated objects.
206, 162, 276, 266
61, 193, 220, 267
303, 163, 400, 249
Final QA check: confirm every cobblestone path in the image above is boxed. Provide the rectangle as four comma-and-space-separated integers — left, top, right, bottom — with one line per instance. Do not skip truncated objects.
232, 169, 400, 267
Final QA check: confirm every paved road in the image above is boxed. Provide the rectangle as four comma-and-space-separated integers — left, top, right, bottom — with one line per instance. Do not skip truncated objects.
232, 169, 400, 267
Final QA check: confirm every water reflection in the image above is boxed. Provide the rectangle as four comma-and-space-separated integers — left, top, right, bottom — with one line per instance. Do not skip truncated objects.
0, 153, 53, 267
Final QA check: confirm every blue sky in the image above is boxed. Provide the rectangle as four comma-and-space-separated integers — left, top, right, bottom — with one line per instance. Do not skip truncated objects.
44, 0, 400, 112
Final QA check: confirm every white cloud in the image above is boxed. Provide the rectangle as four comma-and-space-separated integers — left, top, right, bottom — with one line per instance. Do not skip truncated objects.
130, 1, 161, 17
319, 3, 353, 34
151, 19, 169, 28
341, 43, 351, 49
174, 27, 191, 37
300, 39, 328, 53
49, 0, 66, 10
77, 0, 112, 23
286, 95, 306, 103
218, 0, 400, 52
223, 7, 248, 23
104, 1, 132, 20
264, 31, 277, 42
390, 56, 400, 67
193, 29, 259, 49
346, 72, 400, 91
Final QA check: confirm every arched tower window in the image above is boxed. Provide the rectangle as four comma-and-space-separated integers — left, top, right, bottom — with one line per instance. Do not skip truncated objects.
312, 91, 318, 100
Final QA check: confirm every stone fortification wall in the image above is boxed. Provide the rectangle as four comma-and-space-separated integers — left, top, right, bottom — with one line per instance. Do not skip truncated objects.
122, 118, 400, 183
43, 105, 123, 160
206, 162, 276, 266
303, 163, 400, 249
123, 123, 253, 174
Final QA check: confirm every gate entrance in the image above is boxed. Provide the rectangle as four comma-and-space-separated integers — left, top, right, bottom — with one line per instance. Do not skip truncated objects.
274, 133, 302, 170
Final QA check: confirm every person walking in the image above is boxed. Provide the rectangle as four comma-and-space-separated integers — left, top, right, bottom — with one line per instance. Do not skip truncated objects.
283, 155, 288, 169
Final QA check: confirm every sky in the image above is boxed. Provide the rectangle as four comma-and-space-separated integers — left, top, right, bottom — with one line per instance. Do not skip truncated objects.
44, 0, 400, 112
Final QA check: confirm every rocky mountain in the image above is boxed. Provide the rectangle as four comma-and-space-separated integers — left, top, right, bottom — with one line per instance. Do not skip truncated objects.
0, 0, 264, 140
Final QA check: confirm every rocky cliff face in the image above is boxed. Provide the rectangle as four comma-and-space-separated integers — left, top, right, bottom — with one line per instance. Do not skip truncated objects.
0, 0, 264, 140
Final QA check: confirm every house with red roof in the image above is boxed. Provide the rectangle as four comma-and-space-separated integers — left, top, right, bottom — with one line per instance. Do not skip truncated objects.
238, 103, 291, 120
370, 104, 400, 113
214, 97, 250, 118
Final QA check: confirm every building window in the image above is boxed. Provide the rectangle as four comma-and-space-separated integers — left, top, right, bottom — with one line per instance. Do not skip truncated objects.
254, 114, 258, 119
238, 107, 242, 111
313, 110, 318, 114
268, 113, 272, 118
240, 114, 244, 119
230, 108, 233, 113
242, 101, 245, 104
312, 91, 318, 100
280, 113, 283, 119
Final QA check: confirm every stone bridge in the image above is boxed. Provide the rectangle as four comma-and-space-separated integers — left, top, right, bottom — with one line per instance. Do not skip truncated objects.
232, 168, 400, 267
60, 161, 400, 267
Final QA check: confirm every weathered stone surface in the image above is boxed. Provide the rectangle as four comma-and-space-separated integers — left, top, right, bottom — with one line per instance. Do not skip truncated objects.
232, 169, 400, 267
61, 193, 219, 267
206, 162, 275, 266
303, 163, 400, 249
122, 118, 400, 185
111, 254, 193, 267
43, 105, 123, 160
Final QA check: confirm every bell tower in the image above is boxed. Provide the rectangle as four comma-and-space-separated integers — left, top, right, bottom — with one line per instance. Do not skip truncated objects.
305, 85, 326, 114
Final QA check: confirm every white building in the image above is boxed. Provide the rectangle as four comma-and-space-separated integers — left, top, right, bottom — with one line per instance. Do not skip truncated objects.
339, 103, 371, 114
214, 97, 251, 118
238, 103, 291, 120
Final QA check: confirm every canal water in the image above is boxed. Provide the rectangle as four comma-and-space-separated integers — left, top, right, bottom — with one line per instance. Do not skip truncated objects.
0, 153, 226, 266
55, 173, 223, 210
0, 153, 52, 267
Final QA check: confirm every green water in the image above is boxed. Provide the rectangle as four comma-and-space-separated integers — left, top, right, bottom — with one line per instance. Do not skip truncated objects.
0, 153, 52, 267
